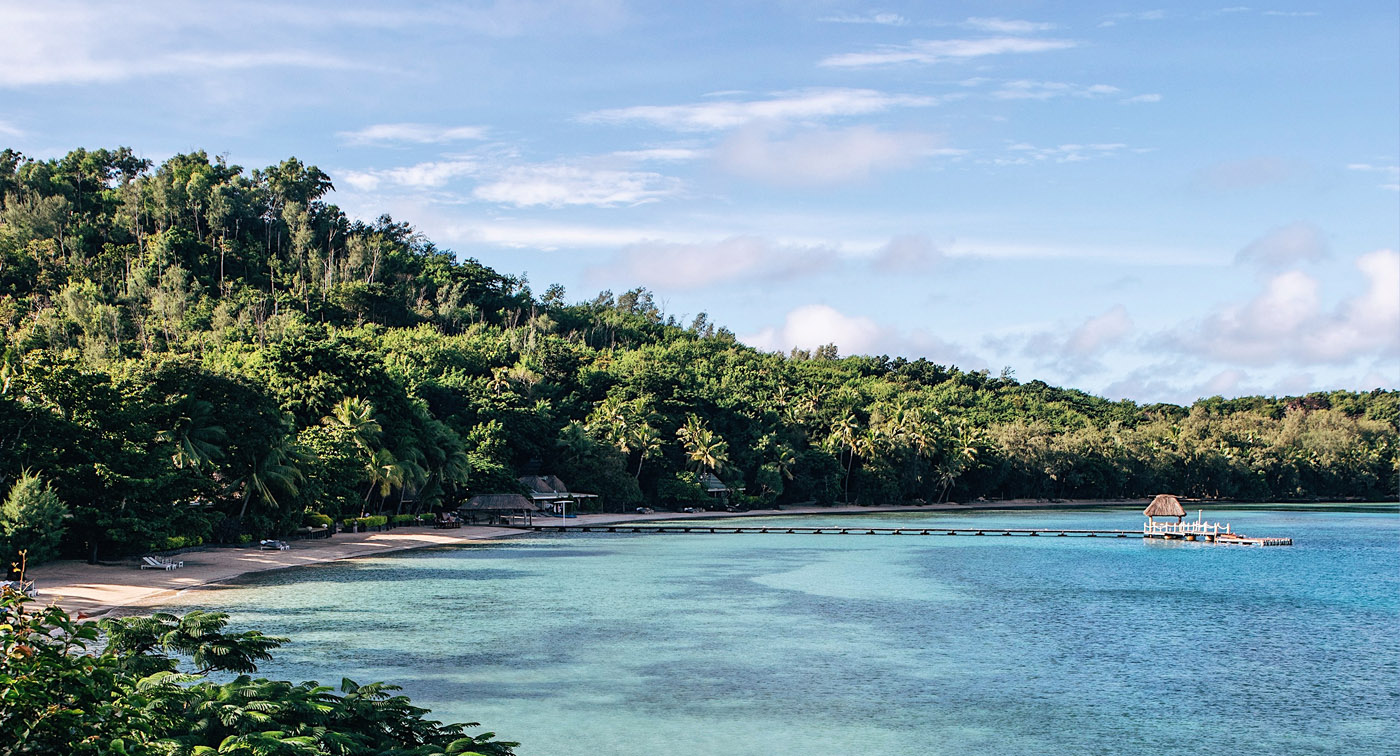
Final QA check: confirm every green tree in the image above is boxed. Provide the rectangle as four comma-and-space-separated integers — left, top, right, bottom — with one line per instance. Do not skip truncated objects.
1, 472, 69, 570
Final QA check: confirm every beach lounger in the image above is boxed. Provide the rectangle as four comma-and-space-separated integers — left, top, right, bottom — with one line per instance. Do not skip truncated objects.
259, 539, 290, 550
140, 556, 183, 570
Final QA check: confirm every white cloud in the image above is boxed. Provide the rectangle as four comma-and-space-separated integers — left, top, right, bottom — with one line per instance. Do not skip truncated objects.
992, 142, 1128, 165
716, 125, 940, 186
1236, 222, 1329, 268
340, 160, 479, 191
582, 88, 936, 131
0, 3, 360, 87
821, 36, 1076, 68
1121, 93, 1163, 103
744, 304, 982, 364
0, 120, 23, 138
744, 304, 886, 355
1098, 10, 1166, 27
1348, 162, 1400, 191
964, 17, 1055, 33
1169, 250, 1400, 365
611, 147, 706, 162
992, 80, 1120, 100
473, 164, 681, 207
1065, 305, 1134, 355
1002, 305, 1135, 376
594, 236, 837, 290
872, 235, 945, 272
818, 12, 907, 26
337, 123, 487, 146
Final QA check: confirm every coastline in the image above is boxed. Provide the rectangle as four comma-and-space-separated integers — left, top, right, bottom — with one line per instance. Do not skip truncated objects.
27, 499, 1145, 617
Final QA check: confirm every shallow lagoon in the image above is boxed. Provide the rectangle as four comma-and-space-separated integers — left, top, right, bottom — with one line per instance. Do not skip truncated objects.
171, 508, 1399, 755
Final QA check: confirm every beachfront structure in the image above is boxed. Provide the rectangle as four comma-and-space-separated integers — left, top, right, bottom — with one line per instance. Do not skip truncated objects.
699, 472, 737, 505
519, 475, 598, 514
1143, 493, 1186, 523
460, 494, 536, 525
1141, 495, 1292, 546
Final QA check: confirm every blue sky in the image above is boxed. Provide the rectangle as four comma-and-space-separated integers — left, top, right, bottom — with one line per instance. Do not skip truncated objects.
2, 0, 1396, 403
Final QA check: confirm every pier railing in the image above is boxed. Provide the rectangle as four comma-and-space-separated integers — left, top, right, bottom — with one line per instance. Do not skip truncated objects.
1142, 519, 1231, 537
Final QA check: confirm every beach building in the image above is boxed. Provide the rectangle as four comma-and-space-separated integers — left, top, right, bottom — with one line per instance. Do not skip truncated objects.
459, 494, 537, 525
698, 472, 737, 506
519, 475, 598, 515
1141, 494, 1291, 545
1143, 493, 1186, 524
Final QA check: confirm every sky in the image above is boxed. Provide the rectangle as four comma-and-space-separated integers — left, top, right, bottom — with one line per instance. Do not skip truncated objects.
2, 0, 1397, 404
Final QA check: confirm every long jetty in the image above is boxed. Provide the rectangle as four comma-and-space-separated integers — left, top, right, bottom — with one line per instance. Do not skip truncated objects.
504, 523, 1292, 545
506, 525, 1140, 537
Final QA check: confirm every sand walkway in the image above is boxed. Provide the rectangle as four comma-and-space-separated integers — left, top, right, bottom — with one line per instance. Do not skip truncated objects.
24, 500, 1141, 616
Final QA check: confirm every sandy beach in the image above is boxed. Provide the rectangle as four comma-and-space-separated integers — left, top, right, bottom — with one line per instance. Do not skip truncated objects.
24, 499, 1144, 616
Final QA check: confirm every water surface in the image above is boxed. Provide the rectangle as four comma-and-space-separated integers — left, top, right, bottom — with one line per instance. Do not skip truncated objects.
171, 508, 1400, 755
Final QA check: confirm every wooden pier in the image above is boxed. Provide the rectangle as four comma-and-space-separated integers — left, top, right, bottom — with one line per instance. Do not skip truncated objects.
1141, 511, 1292, 546
506, 525, 1140, 538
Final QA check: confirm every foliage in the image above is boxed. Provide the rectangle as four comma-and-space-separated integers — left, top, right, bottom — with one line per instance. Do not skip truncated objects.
0, 146, 1393, 563
0, 472, 68, 570
0, 593, 517, 755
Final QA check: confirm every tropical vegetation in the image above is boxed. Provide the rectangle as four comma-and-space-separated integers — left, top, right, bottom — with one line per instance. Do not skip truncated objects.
0, 147, 1395, 567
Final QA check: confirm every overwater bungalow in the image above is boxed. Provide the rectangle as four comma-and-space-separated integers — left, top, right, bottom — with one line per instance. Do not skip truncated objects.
1142, 494, 1292, 546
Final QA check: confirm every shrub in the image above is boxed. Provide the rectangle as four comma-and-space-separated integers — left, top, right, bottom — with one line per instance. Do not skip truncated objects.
303, 512, 334, 528
1, 472, 69, 570
391, 514, 416, 526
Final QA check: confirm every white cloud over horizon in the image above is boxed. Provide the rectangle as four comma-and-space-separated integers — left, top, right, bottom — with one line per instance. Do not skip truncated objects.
473, 163, 683, 207
337, 123, 488, 146
820, 36, 1076, 68
581, 88, 936, 132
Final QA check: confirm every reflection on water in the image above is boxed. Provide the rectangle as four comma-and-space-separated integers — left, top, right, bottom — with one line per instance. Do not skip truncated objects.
169, 508, 1400, 756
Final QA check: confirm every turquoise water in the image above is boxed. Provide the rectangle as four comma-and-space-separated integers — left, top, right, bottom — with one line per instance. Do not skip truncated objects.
172, 509, 1399, 755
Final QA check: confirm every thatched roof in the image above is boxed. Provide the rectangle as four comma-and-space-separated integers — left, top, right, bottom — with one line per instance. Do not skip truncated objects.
461, 494, 535, 511
520, 475, 569, 495
1143, 494, 1185, 518
699, 472, 732, 493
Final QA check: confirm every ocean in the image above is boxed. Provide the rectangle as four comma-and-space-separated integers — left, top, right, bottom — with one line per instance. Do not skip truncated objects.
168, 507, 1400, 755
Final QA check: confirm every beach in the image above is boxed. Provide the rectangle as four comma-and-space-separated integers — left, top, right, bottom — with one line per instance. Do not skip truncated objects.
25, 500, 1145, 616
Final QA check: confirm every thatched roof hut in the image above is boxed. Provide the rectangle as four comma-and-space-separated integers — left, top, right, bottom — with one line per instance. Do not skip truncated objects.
1144, 494, 1185, 521
461, 494, 535, 512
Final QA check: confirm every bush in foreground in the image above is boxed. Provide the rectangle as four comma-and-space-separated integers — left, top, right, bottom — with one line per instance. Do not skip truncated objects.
0, 592, 517, 756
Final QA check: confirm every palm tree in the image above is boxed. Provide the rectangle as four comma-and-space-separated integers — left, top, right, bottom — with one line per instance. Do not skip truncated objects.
362, 447, 403, 515
629, 423, 662, 478
677, 415, 728, 477
321, 396, 381, 452
827, 412, 860, 504
166, 397, 227, 471
231, 442, 303, 520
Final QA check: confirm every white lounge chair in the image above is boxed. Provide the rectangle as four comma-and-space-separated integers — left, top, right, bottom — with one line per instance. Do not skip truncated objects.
259, 539, 289, 551
140, 556, 183, 570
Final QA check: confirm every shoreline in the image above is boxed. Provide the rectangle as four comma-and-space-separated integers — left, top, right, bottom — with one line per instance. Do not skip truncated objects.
12, 498, 1197, 616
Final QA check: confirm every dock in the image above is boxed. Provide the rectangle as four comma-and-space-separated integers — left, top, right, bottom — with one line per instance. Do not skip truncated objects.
1141, 510, 1292, 546
507, 525, 1140, 537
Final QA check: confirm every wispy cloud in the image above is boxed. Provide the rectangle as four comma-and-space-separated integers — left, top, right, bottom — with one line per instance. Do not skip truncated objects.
593, 236, 839, 290
821, 36, 1075, 67
1348, 162, 1400, 191
817, 12, 907, 26
743, 303, 981, 365
337, 123, 488, 146
1121, 93, 1163, 103
1236, 222, 1329, 268
0, 120, 23, 138
992, 142, 1129, 165
964, 17, 1056, 33
992, 80, 1120, 100
582, 88, 936, 131
473, 164, 682, 208
1098, 10, 1166, 27
995, 305, 1135, 377
340, 160, 480, 191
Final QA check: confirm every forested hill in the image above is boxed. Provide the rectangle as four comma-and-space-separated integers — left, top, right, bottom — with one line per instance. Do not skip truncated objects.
1, 148, 1395, 564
